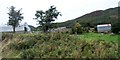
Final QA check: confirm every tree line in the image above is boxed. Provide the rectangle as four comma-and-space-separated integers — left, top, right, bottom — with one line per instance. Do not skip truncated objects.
7, 5, 61, 33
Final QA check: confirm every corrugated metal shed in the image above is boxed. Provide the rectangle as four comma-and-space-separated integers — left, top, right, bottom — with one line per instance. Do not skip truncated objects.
97, 24, 111, 33
97, 24, 111, 27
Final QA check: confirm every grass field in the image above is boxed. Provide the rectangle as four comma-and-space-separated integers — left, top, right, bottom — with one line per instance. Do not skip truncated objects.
71, 32, 119, 43
1, 32, 119, 58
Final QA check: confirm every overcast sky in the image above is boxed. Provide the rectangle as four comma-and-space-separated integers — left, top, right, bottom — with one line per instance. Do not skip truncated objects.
0, 0, 119, 27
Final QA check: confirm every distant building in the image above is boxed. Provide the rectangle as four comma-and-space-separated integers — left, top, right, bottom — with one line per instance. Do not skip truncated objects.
0, 22, 31, 32
97, 24, 111, 33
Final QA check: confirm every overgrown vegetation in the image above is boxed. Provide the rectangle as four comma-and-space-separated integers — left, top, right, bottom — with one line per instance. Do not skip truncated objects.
1, 32, 119, 58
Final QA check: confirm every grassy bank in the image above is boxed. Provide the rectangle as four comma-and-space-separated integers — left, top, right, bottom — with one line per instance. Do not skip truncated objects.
1, 32, 119, 58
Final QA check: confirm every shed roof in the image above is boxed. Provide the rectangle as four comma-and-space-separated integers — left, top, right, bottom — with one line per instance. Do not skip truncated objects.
97, 24, 111, 27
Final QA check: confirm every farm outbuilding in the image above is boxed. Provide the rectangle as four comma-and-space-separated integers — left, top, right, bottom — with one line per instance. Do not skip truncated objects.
0, 22, 31, 32
97, 24, 111, 33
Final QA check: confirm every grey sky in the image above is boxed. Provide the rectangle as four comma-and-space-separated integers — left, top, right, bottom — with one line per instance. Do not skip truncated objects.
0, 0, 119, 27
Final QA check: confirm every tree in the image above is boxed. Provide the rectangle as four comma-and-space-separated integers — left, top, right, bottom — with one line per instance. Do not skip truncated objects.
7, 6, 23, 33
71, 21, 82, 34
34, 5, 61, 32
112, 21, 120, 34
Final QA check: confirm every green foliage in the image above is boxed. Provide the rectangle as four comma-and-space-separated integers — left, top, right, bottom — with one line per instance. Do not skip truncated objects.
2, 33, 119, 58
34, 5, 61, 32
20, 48, 36, 58
112, 21, 120, 34
82, 27, 90, 33
1, 33, 13, 41
72, 32, 118, 43
8, 39, 37, 50
71, 22, 82, 34
71, 27, 77, 34
7, 6, 23, 33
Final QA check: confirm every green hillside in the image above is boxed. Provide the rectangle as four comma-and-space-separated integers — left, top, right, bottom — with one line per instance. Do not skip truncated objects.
58, 7, 119, 28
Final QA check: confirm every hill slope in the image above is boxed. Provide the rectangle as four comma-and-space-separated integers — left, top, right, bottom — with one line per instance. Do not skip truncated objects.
58, 7, 119, 28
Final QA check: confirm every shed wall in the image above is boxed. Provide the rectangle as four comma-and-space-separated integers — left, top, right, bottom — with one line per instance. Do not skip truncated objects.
97, 26, 111, 32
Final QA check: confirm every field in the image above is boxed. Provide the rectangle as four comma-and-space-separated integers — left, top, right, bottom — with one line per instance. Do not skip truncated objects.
71, 33, 119, 43
1, 32, 119, 58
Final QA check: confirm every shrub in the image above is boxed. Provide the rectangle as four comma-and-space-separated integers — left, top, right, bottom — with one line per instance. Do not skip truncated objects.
71, 22, 82, 34
2, 33, 13, 41
3, 33, 119, 58
20, 48, 36, 58
112, 21, 120, 34
71, 27, 77, 34
8, 39, 37, 50
82, 27, 90, 33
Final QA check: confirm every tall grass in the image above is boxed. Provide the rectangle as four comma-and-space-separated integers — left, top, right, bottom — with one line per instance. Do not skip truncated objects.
1, 32, 119, 58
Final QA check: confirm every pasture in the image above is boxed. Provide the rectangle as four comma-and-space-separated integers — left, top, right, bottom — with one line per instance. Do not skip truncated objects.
71, 32, 119, 43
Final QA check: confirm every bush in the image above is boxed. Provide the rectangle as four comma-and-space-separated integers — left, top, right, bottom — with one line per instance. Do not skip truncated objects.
82, 27, 90, 33
71, 27, 76, 34
71, 22, 82, 34
3, 33, 119, 58
2, 33, 13, 41
20, 48, 36, 58
20, 40, 118, 58
8, 39, 37, 50
112, 21, 120, 34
